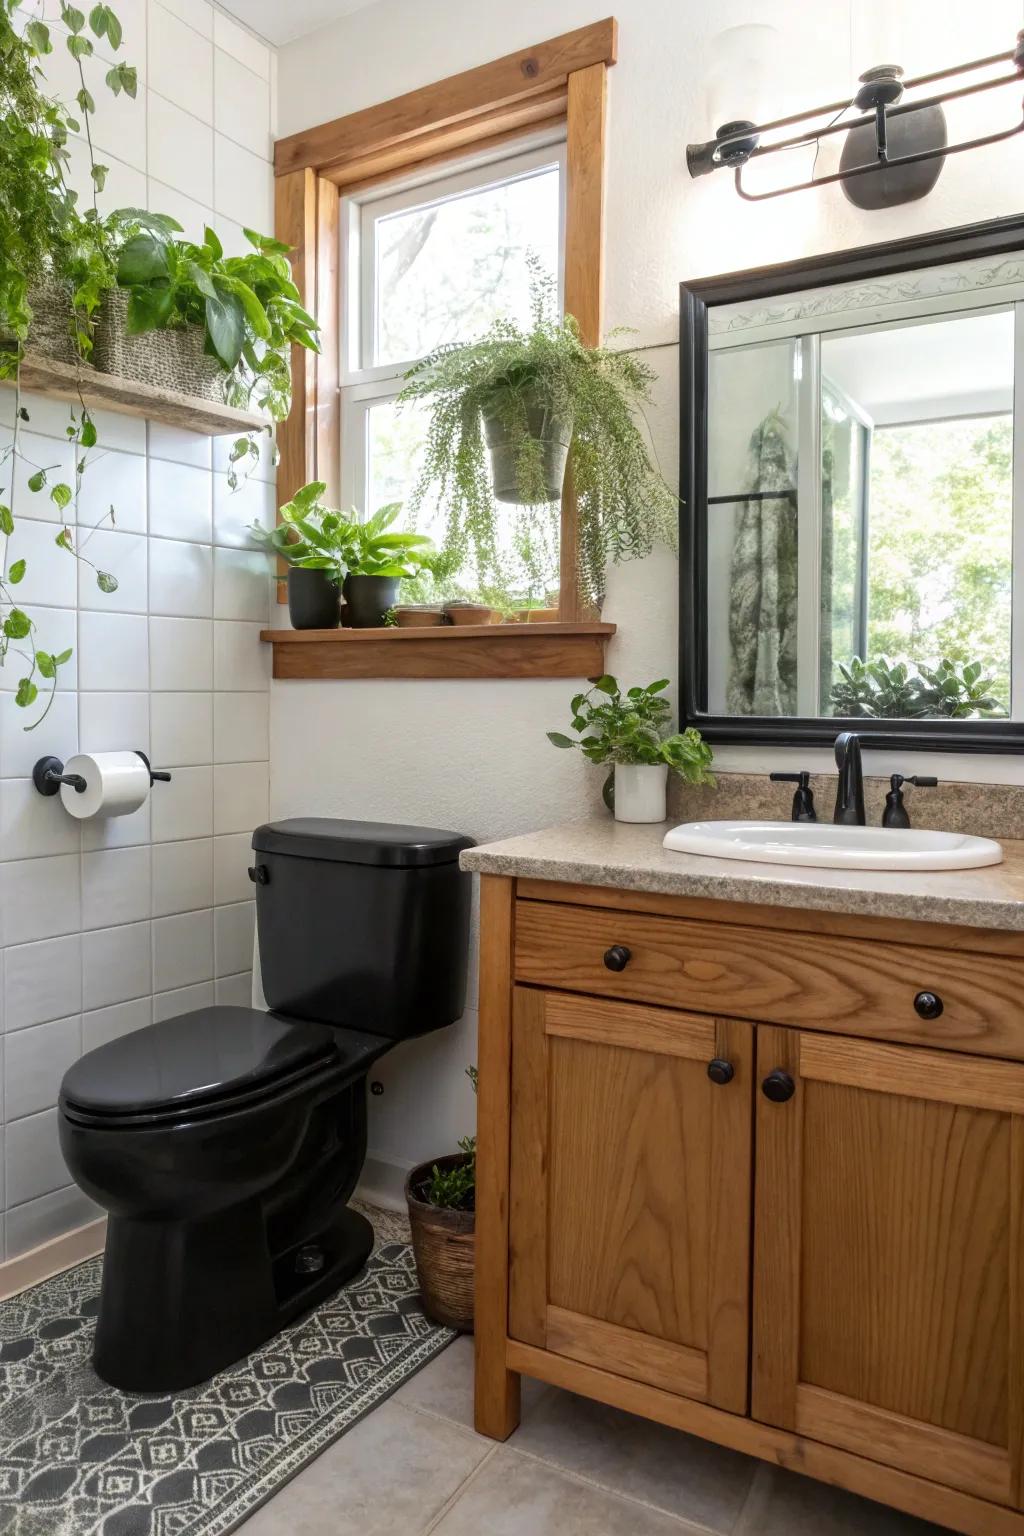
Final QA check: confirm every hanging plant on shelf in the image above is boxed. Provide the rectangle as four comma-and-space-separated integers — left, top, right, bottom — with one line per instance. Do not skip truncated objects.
397, 266, 677, 610
0, 0, 138, 723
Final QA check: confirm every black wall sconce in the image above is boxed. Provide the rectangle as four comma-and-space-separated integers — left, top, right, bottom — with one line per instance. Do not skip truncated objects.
687, 32, 1024, 208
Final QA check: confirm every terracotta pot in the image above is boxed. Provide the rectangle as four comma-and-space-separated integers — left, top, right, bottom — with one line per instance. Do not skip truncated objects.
394, 606, 446, 627
405, 1154, 475, 1331
514, 607, 560, 624
481, 400, 572, 505
287, 567, 340, 630
445, 604, 494, 626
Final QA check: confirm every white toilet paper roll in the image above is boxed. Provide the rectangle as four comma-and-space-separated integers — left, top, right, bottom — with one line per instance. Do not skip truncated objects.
60, 751, 151, 819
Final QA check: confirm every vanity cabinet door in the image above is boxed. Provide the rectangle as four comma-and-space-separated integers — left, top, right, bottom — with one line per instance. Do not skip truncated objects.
508, 987, 753, 1413
752, 1024, 1024, 1508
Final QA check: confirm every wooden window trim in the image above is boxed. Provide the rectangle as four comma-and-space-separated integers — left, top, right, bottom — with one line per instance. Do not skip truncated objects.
264, 19, 618, 680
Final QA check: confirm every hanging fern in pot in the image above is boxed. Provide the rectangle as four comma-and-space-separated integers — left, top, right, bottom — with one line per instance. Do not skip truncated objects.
397, 270, 676, 609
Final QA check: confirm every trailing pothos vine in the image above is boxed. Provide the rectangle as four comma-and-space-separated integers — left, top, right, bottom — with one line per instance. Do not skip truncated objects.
1, 0, 135, 722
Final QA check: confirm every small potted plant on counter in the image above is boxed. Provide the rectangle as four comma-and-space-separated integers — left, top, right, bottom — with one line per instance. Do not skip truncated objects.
405, 1066, 477, 1331
548, 675, 714, 822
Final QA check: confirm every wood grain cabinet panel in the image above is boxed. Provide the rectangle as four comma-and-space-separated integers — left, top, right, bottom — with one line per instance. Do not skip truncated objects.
514, 899, 1024, 1058
752, 1025, 1024, 1507
508, 988, 753, 1413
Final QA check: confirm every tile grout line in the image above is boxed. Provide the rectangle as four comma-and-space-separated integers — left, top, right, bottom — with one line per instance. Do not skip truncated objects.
421, 1442, 502, 1535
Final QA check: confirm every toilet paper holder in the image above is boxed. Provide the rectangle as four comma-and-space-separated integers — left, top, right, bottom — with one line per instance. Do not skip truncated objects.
33, 751, 172, 797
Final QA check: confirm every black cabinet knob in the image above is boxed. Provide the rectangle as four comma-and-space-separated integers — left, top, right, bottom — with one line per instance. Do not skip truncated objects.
761, 1069, 796, 1103
603, 944, 631, 972
707, 1058, 734, 1085
914, 990, 944, 1020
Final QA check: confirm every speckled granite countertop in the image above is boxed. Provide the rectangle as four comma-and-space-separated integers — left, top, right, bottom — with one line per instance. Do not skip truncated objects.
460, 819, 1024, 931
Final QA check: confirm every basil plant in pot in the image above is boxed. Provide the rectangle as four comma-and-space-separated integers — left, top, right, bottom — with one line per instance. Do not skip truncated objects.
398, 270, 676, 610
548, 676, 714, 823
249, 481, 435, 630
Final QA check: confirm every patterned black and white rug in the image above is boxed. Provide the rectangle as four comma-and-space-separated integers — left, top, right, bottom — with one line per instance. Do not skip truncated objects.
0, 1205, 453, 1536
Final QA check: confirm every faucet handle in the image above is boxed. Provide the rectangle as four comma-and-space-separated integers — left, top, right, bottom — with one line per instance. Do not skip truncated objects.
770, 770, 817, 823
883, 773, 938, 830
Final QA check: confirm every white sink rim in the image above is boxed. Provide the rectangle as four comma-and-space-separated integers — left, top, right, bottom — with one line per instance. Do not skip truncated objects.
662, 820, 1004, 872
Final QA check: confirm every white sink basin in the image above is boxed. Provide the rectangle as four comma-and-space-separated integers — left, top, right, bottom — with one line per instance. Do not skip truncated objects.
662, 820, 1003, 872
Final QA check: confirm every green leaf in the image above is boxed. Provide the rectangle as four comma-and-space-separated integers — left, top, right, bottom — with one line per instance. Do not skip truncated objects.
204, 291, 244, 368
96, 570, 118, 593
90, 162, 108, 192
221, 278, 270, 340
592, 675, 617, 695
186, 261, 218, 300
54, 648, 74, 666
117, 63, 137, 97
55, 528, 74, 552
76, 85, 96, 115
79, 414, 97, 448
0, 505, 13, 536
67, 33, 94, 59
547, 732, 576, 749
27, 470, 46, 493
89, 3, 107, 34
25, 19, 52, 53
8, 559, 25, 584
4, 609, 32, 640
61, 4, 86, 33
15, 678, 38, 709
125, 287, 176, 333
50, 483, 73, 510
243, 227, 291, 256
203, 225, 224, 260
36, 651, 55, 679
117, 233, 170, 284
291, 481, 326, 510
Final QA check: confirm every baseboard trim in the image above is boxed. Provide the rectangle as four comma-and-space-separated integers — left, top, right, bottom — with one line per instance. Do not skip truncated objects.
356, 1154, 413, 1212
0, 1217, 107, 1301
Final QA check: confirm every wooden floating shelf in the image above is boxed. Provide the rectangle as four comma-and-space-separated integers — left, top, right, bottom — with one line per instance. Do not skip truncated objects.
2, 351, 267, 437
260, 621, 617, 680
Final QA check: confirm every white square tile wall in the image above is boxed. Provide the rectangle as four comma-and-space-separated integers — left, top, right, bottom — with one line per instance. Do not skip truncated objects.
0, 0, 275, 1262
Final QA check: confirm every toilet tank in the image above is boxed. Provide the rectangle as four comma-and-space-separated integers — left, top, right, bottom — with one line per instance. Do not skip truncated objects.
250, 818, 474, 1038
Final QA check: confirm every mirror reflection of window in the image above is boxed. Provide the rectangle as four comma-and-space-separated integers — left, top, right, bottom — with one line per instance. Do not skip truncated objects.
821, 309, 1013, 722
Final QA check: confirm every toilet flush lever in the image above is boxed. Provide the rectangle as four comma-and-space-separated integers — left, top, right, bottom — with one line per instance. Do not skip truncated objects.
248, 864, 269, 885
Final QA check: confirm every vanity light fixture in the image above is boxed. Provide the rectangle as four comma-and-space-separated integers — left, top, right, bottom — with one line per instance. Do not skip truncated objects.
687, 32, 1024, 207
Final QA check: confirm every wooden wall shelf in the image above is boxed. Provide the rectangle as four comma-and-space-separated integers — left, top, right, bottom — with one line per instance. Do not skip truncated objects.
2, 351, 266, 437
260, 621, 616, 680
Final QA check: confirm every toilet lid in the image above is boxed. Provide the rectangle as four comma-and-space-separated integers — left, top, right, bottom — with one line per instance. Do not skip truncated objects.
61, 1007, 348, 1121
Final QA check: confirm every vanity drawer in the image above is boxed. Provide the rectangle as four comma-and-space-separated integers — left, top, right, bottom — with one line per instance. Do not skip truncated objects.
513, 899, 1024, 1058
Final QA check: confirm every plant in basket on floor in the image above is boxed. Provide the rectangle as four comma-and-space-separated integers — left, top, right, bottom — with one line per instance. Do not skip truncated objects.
249, 481, 436, 629
548, 675, 714, 823
405, 1066, 477, 1331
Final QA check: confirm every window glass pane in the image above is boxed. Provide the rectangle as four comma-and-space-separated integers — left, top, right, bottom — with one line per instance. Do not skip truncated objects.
366, 397, 560, 611
371, 162, 561, 367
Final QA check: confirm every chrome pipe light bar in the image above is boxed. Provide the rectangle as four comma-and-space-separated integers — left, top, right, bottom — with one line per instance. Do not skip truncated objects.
686, 34, 1024, 206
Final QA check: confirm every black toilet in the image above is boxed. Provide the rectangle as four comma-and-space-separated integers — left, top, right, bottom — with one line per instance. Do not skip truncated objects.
59, 818, 473, 1393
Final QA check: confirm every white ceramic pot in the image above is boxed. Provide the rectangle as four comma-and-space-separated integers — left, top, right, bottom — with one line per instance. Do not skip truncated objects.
613, 763, 668, 823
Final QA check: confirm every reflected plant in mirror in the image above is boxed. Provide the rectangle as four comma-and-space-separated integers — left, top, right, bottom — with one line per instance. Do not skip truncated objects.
680, 218, 1024, 750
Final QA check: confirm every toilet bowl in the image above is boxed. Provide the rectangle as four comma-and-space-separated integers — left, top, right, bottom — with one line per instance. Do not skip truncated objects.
59, 818, 474, 1393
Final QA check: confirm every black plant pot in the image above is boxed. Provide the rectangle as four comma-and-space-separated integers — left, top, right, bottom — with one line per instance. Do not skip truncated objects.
288, 567, 340, 630
343, 573, 400, 628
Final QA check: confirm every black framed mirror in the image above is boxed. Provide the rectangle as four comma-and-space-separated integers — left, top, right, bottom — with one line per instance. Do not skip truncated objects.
679, 213, 1024, 753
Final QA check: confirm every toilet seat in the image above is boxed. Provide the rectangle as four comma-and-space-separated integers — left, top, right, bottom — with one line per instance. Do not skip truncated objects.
60, 1005, 388, 1128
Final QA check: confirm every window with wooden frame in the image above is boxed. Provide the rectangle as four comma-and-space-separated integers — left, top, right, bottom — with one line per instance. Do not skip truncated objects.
263, 19, 619, 681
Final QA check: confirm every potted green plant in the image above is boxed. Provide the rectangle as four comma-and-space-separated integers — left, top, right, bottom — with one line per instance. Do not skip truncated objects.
398, 270, 676, 609
100, 223, 320, 415
250, 483, 436, 630
405, 1066, 477, 1330
548, 675, 714, 823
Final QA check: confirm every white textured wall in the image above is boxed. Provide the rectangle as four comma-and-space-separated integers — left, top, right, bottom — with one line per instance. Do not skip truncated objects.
274, 0, 1024, 1184
0, 0, 276, 1258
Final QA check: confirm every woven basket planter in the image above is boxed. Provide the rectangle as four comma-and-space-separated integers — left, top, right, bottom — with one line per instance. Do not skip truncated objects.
1, 274, 86, 367
94, 290, 225, 402
405, 1154, 475, 1331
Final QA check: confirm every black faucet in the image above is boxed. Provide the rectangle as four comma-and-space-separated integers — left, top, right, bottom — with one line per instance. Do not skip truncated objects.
770, 770, 817, 822
833, 732, 866, 826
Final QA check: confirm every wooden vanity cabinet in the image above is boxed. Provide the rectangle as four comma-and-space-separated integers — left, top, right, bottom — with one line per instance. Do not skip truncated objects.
475, 875, 1024, 1536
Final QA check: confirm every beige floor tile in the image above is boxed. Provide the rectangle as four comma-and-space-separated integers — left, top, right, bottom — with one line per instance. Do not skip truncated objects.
430, 1447, 702, 1534
735, 1464, 953, 1536
509, 1387, 757, 1532
394, 1335, 550, 1432
236, 1400, 490, 1536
